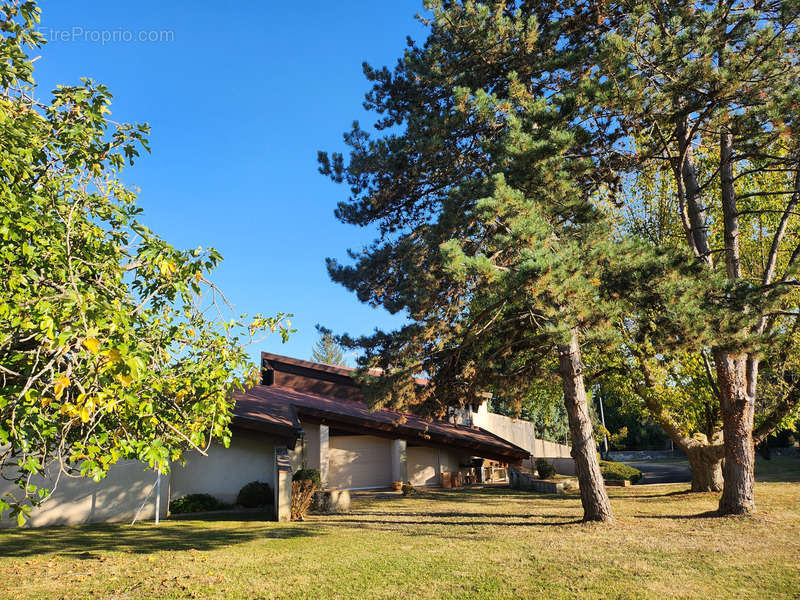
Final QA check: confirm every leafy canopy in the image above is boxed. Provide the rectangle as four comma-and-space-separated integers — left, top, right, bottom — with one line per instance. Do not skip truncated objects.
318, 0, 673, 417
0, 1, 292, 524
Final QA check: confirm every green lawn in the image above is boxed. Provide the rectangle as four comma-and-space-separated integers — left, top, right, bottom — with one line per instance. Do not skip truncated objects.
1, 458, 798, 600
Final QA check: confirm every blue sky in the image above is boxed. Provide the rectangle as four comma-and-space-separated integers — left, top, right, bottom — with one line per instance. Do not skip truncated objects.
33, 1, 429, 365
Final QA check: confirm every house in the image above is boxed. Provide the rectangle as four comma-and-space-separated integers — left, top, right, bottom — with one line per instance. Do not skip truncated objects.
1, 352, 573, 527
171, 352, 532, 520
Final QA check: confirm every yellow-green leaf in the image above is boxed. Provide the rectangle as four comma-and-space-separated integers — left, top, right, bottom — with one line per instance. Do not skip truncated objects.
53, 376, 70, 400
84, 337, 100, 354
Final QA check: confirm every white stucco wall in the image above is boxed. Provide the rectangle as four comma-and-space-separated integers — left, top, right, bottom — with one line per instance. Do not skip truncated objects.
292, 422, 330, 486
0, 459, 168, 528
288, 422, 319, 472
546, 458, 577, 476
170, 429, 274, 505
407, 446, 469, 487
473, 404, 575, 474
408, 446, 440, 486
328, 435, 393, 490
481, 412, 538, 454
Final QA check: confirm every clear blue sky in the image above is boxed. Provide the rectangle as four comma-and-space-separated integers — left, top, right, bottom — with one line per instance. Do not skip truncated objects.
34, 1, 428, 365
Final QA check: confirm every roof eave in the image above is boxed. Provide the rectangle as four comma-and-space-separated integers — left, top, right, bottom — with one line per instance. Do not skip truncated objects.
295, 405, 529, 462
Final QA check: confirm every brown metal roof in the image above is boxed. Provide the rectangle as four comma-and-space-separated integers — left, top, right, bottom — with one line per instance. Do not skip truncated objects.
261, 351, 366, 378
261, 351, 430, 387
233, 384, 530, 462
231, 387, 302, 443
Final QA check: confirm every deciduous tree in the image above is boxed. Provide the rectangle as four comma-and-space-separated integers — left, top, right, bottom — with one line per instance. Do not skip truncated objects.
0, 1, 292, 524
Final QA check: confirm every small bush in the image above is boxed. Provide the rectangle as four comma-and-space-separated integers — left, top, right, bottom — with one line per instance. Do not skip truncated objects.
169, 493, 229, 514
292, 468, 321, 488
402, 482, 415, 496
599, 460, 641, 484
237, 481, 273, 508
535, 458, 556, 479
291, 479, 317, 520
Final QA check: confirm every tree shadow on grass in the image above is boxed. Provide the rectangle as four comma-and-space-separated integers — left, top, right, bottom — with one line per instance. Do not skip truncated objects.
426, 488, 582, 503
349, 510, 579, 520
636, 510, 722, 520
625, 489, 695, 499
169, 509, 274, 521
0, 519, 319, 558
350, 486, 551, 508
319, 516, 582, 530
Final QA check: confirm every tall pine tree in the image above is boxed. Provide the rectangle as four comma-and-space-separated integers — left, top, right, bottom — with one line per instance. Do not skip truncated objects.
319, 0, 636, 522
598, 0, 800, 514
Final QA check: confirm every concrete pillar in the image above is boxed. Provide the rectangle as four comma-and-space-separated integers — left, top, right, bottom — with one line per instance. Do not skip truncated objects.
391, 439, 407, 484
319, 424, 329, 488
274, 445, 292, 522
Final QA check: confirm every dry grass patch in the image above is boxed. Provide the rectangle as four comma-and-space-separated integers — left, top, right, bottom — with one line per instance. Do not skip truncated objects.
0, 458, 798, 599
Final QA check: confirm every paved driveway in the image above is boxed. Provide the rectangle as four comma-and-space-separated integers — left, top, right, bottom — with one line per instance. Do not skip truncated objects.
626, 460, 692, 484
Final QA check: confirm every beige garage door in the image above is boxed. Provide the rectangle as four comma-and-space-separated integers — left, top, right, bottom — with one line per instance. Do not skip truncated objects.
328, 435, 392, 490
408, 446, 441, 487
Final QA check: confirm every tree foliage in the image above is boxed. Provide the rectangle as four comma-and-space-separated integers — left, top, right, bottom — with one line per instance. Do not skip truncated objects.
322, 0, 625, 413
596, 0, 800, 502
323, 0, 800, 515
0, 1, 292, 524
319, 0, 654, 521
598, 138, 800, 462
310, 330, 348, 366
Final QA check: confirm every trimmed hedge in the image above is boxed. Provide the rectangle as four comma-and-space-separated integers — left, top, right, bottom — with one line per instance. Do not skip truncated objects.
169, 493, 230, 514
599, 460, 642, 484
292, 468, 321, 487
535, 458, 556, 480
237, 481, 273, 508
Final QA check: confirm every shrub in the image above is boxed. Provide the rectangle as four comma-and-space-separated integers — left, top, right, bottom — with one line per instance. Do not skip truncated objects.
236, 481, 273, 508
292, 468, 321, 488
291, 479, 317, 520
169, 493, 229, 514
599, 460, 642, 484
401, 482, 415, 496
535, 458, 556, 479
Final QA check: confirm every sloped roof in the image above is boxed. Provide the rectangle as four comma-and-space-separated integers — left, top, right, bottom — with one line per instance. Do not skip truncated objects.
260, 351, 430, 387
233, 384, 529, 462
231, 387, 302, 438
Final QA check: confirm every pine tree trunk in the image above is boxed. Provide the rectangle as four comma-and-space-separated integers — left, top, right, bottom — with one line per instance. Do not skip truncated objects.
714, 350, 756, 515
557, 330, 614, 523
685, 445, 724, 492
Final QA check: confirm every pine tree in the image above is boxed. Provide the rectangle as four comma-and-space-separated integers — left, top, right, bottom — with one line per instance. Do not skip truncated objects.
597, 0, 800, 514
319, 1, 630, 522
600, 143, 800, 493
322, 0, 800, 517
311, 331, 348, 366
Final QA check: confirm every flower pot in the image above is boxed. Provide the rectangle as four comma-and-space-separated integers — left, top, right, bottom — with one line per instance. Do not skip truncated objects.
392, 481, 403, 491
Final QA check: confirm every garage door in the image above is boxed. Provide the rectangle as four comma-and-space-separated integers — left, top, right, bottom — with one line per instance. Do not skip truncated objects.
328, 435, 393, 490
408, 446, 441, 487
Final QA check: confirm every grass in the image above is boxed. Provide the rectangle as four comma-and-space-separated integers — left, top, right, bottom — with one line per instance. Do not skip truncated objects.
0, 458, 798, 600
